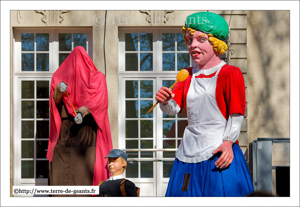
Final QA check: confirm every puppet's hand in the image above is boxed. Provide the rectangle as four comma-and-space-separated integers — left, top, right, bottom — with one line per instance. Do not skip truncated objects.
76, 106, 90, 118
155, 87, 174, 105
212, 140, 234, 169
59, 81, 68, 93
74, 112, 83, 124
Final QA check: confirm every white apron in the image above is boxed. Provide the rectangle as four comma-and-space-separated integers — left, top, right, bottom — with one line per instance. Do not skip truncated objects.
176, 66, 227, 163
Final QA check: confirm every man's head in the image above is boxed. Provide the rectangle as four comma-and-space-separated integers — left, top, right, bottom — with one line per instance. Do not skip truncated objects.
105, 149, 128, 176
182, 12, 229, 55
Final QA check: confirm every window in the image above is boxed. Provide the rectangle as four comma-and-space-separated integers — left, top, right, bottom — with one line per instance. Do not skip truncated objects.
119, 28, 191, 196
21, 33, 50, 71
13, 28, 92, 187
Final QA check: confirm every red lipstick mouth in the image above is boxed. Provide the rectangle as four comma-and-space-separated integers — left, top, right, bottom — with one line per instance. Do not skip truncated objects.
192, 51, 201, 57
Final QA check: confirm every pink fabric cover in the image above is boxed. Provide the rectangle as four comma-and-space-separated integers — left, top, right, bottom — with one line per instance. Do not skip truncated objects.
46, 46, 113, 186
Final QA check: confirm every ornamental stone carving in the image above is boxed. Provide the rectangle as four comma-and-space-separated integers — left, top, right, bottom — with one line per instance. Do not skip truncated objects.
34, 10, 70, 26
139, 10, 174, 25
35, 10, 47, 24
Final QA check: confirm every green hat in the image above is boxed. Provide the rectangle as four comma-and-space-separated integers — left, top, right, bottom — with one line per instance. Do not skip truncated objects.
184, 12, 229, 41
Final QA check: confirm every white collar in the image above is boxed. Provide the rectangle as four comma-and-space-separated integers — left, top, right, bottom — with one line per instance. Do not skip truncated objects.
192, 61, 226, 76
107, 174, 125, 180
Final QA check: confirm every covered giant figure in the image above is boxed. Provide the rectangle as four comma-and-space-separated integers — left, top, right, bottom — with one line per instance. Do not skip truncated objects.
46, 46, 113, 189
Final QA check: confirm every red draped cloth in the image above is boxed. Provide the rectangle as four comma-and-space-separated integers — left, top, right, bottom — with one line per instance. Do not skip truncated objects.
46, 46, 113, 186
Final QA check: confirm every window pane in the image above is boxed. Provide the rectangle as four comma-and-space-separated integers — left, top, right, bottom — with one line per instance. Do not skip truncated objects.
36, 160, 49, 179
22, 121, 34, 138
163, 120, 175, 138
37, 81, 49, 99
177, 119, 188, 138
59, 33, 72, 51
177, 53, 190, 71
162, 33, 175, 51
36, 140, 48, 158
21, 33, 34, 51
22, 160, 34, 178
125, 33, 138, 51
163, 151, 175, 158
163, 140, 175, 148
126, 161, 138, 178
177, 33, 187, 51
163, 113, 175, 119
140, 53, 153, 71
125, 80, 138, 98
125, 53, 138, 71
126, 120, 138, 138
140, 140, 153, 149
127, 151, 138, 158
36, 101, 49, 118
73, 33, 87, 49
162, 80, 175, 88
162, 53, 175, 71
163, 140, 176, 158
140, 100, 153, 118
141, 162, 153, 178
126, 140, 138, 149
140, 33, 153, 51
22, 53, 34, 71
36, 121, 49, 138
126, 100, 138, 118
140, 80, 153, 98
141, 151, 153, 158
36, 53, 49, 71
59, 53, 70, 66
36, 33, 49, 51
21, 141, 34, 158
163, 161, 174, 178
22, 101, 34, 118
22, 81, 34, 99
140, 140, 153, 157
140, 120, 153, 138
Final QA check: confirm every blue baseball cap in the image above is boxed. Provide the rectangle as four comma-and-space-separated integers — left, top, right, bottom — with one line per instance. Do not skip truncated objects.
105, 149, 127, 161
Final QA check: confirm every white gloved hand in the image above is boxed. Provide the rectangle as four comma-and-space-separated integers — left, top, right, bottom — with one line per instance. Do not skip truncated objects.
74, 112, 83, 124
59, 81, 68, 93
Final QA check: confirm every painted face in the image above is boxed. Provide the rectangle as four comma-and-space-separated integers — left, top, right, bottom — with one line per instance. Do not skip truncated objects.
186, 30, 216, 68
107, 157, 126, 176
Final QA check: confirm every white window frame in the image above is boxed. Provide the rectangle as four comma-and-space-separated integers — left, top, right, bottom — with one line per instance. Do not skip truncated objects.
13, 28, 92, 188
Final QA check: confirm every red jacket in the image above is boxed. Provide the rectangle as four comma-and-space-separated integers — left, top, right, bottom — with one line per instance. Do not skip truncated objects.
172, 64, 246, 120
172, 64, 246, 145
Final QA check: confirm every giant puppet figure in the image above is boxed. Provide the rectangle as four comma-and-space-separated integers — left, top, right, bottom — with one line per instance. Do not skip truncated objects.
46, 46, 113, 189
155, 12, 254, 197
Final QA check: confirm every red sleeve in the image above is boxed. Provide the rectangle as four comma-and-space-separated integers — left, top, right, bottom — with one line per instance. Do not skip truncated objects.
172, 80, 184, 110
171, 67, 193, 112
216, 65, 246, 120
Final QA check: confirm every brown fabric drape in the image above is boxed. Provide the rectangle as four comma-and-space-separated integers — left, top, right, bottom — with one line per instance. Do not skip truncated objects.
48, 105, 97, 196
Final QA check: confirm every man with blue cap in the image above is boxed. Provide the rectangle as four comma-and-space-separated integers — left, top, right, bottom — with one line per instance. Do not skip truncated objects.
97, 149, 138, 197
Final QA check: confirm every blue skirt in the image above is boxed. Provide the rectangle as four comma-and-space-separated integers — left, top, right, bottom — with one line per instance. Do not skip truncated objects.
165, 144, 254, 197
